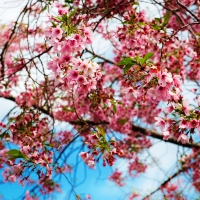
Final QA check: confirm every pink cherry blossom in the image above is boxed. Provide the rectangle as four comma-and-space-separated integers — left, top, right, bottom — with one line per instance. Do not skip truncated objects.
8, 174, 16, 182
183, 99, 192, 115
189, 119, 199, 129
178, 134, 189, 144
155, 117, 166, 130
179, 118, 189, 129
68, 70, 79, 80
158, 71, 173, 87
163, 131, 170, 140
79, 152, 95, 168
52, 27, 63, 40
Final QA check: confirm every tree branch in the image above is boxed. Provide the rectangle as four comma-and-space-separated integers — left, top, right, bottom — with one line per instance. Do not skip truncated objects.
176, 0, 200, 22
0, 0, 30, 78
132, 124, 200, 149
152, 0, 197, 39
142, 150, 200, 199
92, 0, 125, 32
1, 96, 200, 149
142, 167, 185, 200
0, 46, 52, 81
85, 48, 115, 65
1, 96, 53, 118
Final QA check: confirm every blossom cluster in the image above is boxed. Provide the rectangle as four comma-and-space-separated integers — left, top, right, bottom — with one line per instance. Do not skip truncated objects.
46, 4, 101, 97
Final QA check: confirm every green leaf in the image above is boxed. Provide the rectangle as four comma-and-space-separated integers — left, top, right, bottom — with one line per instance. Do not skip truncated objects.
65, 0, 74, 3
117, 57, 133, 66
196, 33, 200, 36
117, 118, 129, 125
63, 106, 74, 112
91, 55, 97, 61
138, 22, 146, 26
152, 24, 160, 30
61, 14, 68, 23
27, 121, 33, 128
9, 118, 15, 122
68, 9, 77, 19
162, 11, 171, 27
133, 1, 139, 5
124, 63, 134, 74
76, 194, 81, 200
97, 126, 105, 137
41, 5, 47, 12
44, 143, 52, 148
110, 99, 117, 113
17, 126, 25, 133
154, 17, 161, 23
7, 149, 20, 155
7, 149, 26, 159
113, 104, 117, 113
122, 21, 131, 25
102, 103, 107, 109
135, 54, 141, 61
140, 52, 154, 64
45, 179, 55, 186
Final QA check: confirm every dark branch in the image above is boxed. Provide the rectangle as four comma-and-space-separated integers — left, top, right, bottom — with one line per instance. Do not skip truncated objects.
176, 0, 200, 22
2, 96, 200, 149
85, 48, 115, 65
142, 167, 185, 200
132, 124, 200, 149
